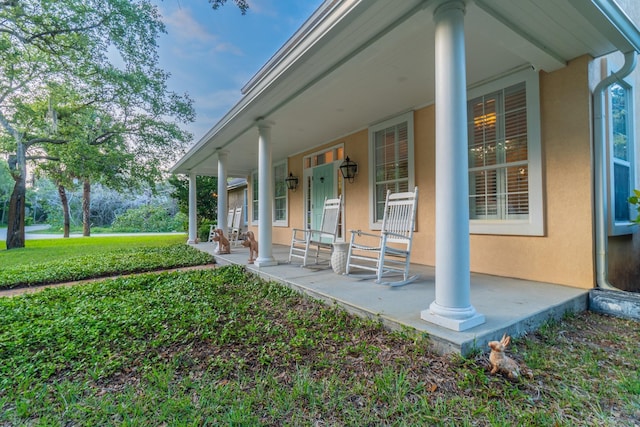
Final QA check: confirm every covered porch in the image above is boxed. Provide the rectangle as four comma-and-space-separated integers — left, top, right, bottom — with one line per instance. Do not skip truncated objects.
193, 242, 588, 356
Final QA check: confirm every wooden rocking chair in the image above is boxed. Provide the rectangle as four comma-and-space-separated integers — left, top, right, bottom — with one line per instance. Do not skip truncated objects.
229, 206, 243, 247
289, 195, 342, 267
208, 207, 236, 243
345, 187, 418, 287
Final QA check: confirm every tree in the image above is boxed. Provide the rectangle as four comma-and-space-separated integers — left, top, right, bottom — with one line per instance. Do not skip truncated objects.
169, 175, 218, 225
209, 0, 249, 14
0, 161, 13, 225
0, 1, 195, 248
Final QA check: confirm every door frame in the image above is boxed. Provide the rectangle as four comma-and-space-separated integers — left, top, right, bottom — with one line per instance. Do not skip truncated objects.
302, 144, 346, 241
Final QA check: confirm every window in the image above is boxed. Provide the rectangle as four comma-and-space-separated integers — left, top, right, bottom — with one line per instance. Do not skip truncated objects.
243, 188, 248, 226
251, 163, 289, 226
468, 83, 528, 220
273, 162, 287, 225
609, 81, 636, 235
368, 111, 415, 228
251, 171, 259, 224
302, 145, 345, 236
467, 68, 544, 235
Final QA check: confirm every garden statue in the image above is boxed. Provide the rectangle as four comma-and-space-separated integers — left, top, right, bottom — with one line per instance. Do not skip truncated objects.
488, 334, 521, 379
242, 230, 258, 263
212, 229, 230, 254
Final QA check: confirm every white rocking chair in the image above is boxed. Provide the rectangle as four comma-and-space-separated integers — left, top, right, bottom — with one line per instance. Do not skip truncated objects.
208, 207, 236, 243
229, 206, 243, 247
289, 195, 342, 267
345, 187, 419, 287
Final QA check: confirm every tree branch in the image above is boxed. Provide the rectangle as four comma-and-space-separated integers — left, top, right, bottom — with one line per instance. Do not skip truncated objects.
25, 137, 68, 148
90, 131, 118, 145
27, 19, 105, 44
26, 155, 60, 162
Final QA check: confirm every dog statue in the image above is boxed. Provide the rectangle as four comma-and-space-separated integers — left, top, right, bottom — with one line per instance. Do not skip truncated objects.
488, 333, 521, 380
241, 230, 258, 263
212, 228, 230, 254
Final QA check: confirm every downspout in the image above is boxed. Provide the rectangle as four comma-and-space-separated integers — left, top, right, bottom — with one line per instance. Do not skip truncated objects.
593, 50, 637, 290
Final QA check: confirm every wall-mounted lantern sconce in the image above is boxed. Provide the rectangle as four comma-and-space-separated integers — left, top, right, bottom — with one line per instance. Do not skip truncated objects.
285, 172, 299, 191
339, 156, 358, 183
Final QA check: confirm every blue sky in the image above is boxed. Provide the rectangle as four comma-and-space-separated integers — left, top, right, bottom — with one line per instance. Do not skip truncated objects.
153, 0, 323, 144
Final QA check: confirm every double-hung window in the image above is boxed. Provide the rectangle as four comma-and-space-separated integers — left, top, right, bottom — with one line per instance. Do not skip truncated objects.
368, 111, 415, 228
251, 171, 259, 224
609, 81, 636, 235
467, 68, 544, 235
250, 163, 288, 226
273, 162, 288, 225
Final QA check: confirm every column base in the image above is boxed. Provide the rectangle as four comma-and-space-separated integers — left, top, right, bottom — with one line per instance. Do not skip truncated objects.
254, 257, 278, 267
187, 239, 197, 244
421, 302, 485, 331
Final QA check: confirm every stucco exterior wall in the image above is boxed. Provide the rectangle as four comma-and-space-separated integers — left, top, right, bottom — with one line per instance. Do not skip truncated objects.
468, 56, 595, 288
262, 56, 597, 289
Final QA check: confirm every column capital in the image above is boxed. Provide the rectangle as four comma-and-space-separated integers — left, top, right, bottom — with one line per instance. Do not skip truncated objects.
434, 0, 465, 19
216, 148, 229, 157
256, 118, 275, 129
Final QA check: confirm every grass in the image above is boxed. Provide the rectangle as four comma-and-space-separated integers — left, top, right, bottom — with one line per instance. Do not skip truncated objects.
0, 235, 213, 289
1, 264, 639, 426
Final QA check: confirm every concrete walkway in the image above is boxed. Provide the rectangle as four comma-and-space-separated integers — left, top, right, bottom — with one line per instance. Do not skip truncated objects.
194, 241, 589, 355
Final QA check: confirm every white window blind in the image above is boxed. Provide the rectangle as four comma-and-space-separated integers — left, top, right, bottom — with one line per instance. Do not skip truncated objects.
468, 82, 529, 220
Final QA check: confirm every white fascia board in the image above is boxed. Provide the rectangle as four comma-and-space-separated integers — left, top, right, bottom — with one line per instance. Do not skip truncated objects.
570, 0, 640, 54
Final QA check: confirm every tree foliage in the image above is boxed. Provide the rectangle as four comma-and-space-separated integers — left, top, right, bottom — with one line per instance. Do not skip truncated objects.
209, 0, 249, 14
168, 174, 218, 224
0, 0, 196, 248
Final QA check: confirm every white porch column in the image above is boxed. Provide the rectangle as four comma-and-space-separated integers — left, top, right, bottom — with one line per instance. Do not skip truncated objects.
217, 150, 229, 236
255, 119, 277, 267
421, 0, 485, 331
187, 172, 197, 244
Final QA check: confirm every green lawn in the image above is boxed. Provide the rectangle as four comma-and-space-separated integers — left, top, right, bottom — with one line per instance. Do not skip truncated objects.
0, 263, 638, 426
0, 235, 213, 289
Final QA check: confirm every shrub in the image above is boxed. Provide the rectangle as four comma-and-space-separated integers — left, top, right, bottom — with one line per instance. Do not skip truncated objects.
199, 219, 216, 242
112, 205, 184, 233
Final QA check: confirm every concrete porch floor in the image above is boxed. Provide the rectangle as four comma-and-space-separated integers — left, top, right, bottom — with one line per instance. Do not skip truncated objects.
192, 242, 588, 355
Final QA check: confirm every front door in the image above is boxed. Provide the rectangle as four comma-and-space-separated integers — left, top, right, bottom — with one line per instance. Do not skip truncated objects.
311, 163, 334, 233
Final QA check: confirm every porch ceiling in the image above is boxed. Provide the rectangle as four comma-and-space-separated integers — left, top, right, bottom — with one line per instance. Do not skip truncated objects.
171, 0, 632, 177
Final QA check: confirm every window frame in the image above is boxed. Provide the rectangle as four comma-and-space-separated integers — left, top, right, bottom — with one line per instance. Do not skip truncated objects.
368, 111, 415, 230
273, 161, 288, 226
302, 144, 346, 240
251, 171, 259, 225
250, 163, 289, 227
467, 68, 544, 236
607, 77, 637, 236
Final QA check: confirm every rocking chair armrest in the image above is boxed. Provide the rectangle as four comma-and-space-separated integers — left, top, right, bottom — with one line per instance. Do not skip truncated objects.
307, 229, 335, 238
349, 229, 379, 239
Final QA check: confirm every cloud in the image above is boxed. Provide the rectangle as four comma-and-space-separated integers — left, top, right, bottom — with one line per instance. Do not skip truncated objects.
161, 8, 216, 43
159, 6, 243, 57
246, 0, 277, 18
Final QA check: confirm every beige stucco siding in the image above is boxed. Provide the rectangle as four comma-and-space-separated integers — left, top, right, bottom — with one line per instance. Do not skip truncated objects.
469, 56, 595, 288
261, 56, 598, 289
